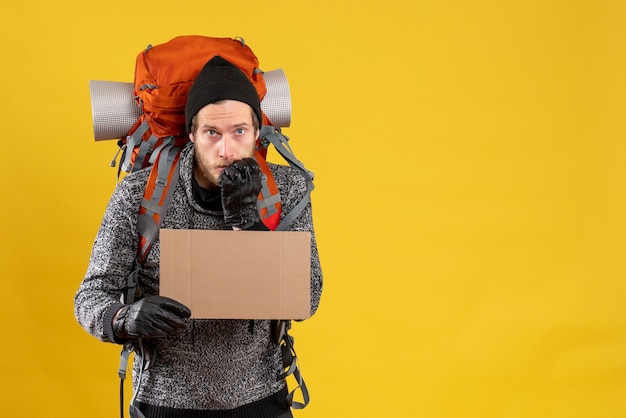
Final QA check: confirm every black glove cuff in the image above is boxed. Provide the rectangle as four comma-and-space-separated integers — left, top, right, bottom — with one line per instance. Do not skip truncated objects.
103, 302, 127, 344
112, 304, 132, 340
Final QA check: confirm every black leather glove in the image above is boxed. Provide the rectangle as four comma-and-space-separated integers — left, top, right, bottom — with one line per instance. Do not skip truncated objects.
219, 158, 262, 229
112, 295, 191, 340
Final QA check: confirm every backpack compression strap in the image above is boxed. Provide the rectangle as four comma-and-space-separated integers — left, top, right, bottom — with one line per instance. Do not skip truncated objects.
121, 120, 152, 173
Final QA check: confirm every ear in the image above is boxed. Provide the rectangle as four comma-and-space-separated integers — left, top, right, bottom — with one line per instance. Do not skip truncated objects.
189, 132, 195, 143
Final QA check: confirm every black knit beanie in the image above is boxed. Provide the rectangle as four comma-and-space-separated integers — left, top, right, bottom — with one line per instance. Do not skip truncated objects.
185, 56, 262, 133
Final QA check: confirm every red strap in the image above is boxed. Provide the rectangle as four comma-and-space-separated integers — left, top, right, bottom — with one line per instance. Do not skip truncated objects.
255, 149, 282, 230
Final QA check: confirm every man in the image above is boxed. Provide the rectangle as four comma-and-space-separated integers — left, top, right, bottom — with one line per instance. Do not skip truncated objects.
74, 56, 323, 418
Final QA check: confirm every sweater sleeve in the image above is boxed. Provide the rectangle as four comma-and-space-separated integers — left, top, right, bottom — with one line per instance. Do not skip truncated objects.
74, 175, 144, 343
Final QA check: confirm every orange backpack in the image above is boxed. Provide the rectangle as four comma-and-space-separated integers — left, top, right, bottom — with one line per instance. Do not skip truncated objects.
115, 36, 312, 263
91, 36, 313, 416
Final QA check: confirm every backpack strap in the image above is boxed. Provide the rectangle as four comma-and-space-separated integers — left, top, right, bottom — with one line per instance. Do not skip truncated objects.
118, 260, 142, 418
274, 319, 310, 409
118, 141, 181, 417
136, 139, 182, 263
133, 133, 159, 173
254, 149, 282, 231
121, 120, 151, 173
259, 126, 314, 231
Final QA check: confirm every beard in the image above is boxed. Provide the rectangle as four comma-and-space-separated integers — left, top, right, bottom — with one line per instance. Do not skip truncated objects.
192, 145, 255, 189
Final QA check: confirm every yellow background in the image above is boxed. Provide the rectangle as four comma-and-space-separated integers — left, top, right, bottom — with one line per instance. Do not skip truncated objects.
2, 1, 625, 417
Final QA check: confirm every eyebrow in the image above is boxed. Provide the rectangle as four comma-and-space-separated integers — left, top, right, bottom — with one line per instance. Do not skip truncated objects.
200, 122, 251, 131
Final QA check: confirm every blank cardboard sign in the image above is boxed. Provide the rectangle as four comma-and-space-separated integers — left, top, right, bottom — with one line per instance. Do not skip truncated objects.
159, 229, 311, 320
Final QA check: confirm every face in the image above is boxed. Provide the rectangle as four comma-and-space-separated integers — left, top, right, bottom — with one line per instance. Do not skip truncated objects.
189, 100, 259, 188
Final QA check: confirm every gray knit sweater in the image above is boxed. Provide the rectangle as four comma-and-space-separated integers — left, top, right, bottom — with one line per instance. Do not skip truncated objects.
74, 143, 323, 412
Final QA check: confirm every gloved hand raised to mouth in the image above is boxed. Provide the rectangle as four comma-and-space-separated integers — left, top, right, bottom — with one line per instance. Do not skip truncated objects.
112, 295, 191, 341
219, 158, 263, 230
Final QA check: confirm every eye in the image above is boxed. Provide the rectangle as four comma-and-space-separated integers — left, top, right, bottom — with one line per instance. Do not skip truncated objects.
206, 129, 217, 137
235, 128, 245, 135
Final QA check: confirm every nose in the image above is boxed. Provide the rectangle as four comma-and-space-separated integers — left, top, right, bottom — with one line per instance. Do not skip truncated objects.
219, 137, 233, 159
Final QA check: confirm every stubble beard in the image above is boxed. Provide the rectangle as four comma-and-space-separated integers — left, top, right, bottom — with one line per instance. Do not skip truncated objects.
193, 154, 223, 189
193, 147, 256, 189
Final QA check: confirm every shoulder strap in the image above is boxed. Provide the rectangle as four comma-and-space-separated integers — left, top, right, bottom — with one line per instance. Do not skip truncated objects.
259, 126, 314, 231
136, 141, 183, 263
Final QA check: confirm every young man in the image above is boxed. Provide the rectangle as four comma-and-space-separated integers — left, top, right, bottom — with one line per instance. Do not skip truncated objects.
74, 56, 323, 418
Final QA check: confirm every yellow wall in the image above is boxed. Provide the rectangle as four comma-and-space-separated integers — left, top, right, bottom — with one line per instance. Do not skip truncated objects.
2, 1, 626, 417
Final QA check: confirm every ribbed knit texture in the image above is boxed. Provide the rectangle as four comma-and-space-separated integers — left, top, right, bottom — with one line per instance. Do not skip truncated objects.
135, 387, 291, 418
74, 143, 322, 412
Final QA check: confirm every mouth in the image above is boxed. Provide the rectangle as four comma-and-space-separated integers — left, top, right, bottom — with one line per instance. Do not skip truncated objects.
214, 166, 229, 178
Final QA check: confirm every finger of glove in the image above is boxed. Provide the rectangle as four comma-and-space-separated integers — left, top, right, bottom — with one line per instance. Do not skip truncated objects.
152, 296, 192, 319
218, 168, 241, 189
129, 317, 177, 338
220, 168, 253, 201
229, 159, 260, 193
131, 311, 188, 337
223, 159, 250, 180
152, 310, 189, 331
240, 158, 261, 177
222, 159, 259, 183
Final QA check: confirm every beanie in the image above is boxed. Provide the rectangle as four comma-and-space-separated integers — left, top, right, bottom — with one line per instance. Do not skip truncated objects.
185, 56, 263, 133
